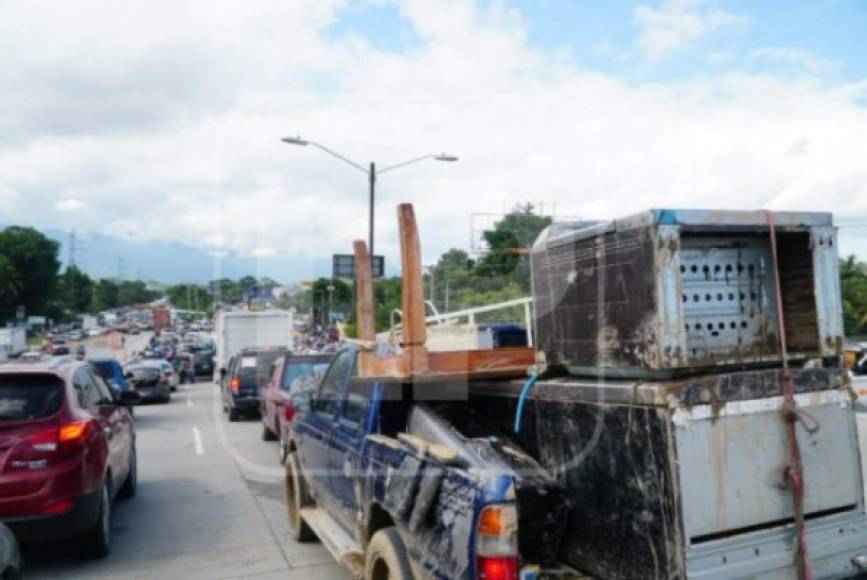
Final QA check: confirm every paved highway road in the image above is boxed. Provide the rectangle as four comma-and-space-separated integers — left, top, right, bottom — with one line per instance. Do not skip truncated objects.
24, 336, 349, 580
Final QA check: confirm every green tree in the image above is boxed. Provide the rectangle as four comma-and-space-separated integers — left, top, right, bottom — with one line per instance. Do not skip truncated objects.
57, 265, 94, 314
209, 278, 242, 304
0, 255, 22, 304
473, 204, 551, 291
841, 255, 867, 337
91, 279, 120, 311
117, 280, 157, 306
310, 278, 353, 326
0, 226, 60, 319
166, 283, 212, 312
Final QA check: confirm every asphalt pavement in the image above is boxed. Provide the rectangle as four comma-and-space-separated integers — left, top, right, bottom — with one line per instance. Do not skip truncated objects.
23, 335, 349, 580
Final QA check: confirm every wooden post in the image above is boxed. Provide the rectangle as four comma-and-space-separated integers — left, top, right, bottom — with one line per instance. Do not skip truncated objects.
397, 203, 429, 372
353, 240, 375, 347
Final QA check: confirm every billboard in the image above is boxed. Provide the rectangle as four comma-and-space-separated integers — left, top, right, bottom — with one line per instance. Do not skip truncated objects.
333, 254, 384, 279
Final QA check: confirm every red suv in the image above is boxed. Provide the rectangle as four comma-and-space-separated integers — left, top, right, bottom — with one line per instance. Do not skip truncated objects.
0, 358, 139, 557
260, 353, 331, 464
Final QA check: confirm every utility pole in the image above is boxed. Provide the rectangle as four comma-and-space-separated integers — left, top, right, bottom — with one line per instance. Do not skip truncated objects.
68, 230, 77, 314
369, 162, 375, 272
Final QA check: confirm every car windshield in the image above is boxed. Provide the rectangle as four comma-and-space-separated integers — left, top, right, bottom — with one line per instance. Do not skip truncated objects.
281, 362, 328, 391
0, 374, 65, 421
237, 351, 285, 383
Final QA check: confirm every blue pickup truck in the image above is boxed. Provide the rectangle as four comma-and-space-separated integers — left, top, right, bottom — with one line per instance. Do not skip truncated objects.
283, 345, 571, 580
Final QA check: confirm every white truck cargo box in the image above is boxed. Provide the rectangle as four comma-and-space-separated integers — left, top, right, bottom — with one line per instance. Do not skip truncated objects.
213, 310, 293, 381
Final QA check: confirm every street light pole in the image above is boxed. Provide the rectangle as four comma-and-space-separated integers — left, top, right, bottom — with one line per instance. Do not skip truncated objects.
281, 136, 457, 277
369, 162, 375, 272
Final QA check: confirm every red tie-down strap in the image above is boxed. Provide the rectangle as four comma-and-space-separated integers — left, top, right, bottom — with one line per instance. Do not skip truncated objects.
767, 211, 812, 580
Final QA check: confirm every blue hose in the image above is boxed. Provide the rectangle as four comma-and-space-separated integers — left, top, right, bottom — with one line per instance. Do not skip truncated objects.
513, 371, 538, 434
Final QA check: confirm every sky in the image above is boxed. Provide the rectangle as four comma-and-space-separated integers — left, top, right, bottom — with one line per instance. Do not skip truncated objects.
1, 0, 866, 283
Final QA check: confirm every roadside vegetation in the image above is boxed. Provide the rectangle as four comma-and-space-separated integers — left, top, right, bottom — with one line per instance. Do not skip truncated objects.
842, 255, 867, 338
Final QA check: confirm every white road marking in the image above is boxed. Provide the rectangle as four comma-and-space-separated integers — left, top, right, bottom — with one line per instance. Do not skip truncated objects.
192, 426, 204, 455
186, 396, 192, 408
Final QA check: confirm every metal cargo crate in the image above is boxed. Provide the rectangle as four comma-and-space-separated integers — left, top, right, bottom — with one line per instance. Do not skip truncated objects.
530, 209, 844, 378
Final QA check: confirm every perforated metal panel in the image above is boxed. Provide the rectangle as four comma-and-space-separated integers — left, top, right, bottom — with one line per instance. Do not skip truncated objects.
679, 237, 779, 362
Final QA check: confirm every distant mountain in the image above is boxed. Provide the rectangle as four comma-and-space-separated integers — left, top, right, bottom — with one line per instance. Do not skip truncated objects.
41, 229, 332, 285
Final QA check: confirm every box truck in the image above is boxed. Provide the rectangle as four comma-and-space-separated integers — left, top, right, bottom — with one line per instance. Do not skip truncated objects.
213, 310, 293, 382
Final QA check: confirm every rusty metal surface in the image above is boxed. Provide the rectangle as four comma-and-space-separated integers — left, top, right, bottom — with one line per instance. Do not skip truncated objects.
531, 209, 844, 377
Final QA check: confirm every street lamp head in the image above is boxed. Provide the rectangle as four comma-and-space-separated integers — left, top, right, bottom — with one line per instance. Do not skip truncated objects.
281, 136, 309, 146
434, 153, 459, 162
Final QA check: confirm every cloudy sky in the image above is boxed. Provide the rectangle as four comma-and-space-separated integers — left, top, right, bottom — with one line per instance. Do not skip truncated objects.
1, 0, 866, 282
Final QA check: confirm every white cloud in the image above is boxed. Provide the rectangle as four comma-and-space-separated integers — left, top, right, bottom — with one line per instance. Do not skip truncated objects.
251, 246, 277, 258
0, 0, 866, 278
634, 0, 748, 62
750, 47, 839, 76
54, 198, 86, 211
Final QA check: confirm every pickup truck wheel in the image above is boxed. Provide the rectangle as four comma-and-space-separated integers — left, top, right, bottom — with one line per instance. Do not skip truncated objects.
227, 407, 240, 422
284, 452, 316, 542
261, 423, 278, 441
82, 480, 112, 559
365, 527, 413, 580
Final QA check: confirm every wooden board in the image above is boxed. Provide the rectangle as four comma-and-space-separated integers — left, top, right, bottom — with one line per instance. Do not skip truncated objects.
358, 346, 535, 381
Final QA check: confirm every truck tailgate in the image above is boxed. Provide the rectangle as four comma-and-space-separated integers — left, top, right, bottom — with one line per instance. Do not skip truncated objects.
674, 388, 861, 542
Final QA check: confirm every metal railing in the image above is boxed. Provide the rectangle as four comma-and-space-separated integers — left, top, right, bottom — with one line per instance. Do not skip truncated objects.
382, 296, 534, 347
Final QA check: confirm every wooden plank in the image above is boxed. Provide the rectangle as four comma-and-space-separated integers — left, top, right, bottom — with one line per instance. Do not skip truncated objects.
353, 240, 375, 346
397, 203, 429, 373
357, 347, 534, 381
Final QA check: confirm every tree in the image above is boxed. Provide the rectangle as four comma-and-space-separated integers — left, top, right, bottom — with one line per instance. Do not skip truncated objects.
310, 278, 353, 326
166, 283, 212, 312
57, 266, 94, 314
841, 254, 867, 337
0, 226, 60, 319
473, 204, 551, 291
0, 255, 22, 304
91, 279, 120, 312
117, 281, 157, 306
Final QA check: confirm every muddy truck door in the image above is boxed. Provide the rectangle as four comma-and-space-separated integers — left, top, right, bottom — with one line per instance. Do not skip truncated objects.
327, 374, 372, 532
296, 348, 354, 505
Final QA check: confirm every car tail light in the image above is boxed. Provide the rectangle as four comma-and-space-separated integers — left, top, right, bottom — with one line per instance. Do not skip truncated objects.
230, 377, 240, 392
283, 403, 295, 423
59, 421, 91, 443
476, 505, 519, 580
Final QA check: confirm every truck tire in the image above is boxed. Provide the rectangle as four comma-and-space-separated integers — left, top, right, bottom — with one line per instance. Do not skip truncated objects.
228, 407, 240, 422
82, 480, 112, 558
365, 527, 413, 580
284, 452, 316, 542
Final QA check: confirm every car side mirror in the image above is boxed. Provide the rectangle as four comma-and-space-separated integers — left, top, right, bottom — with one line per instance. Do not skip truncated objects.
117, 390, 141, 406
290, 390, 313, 413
